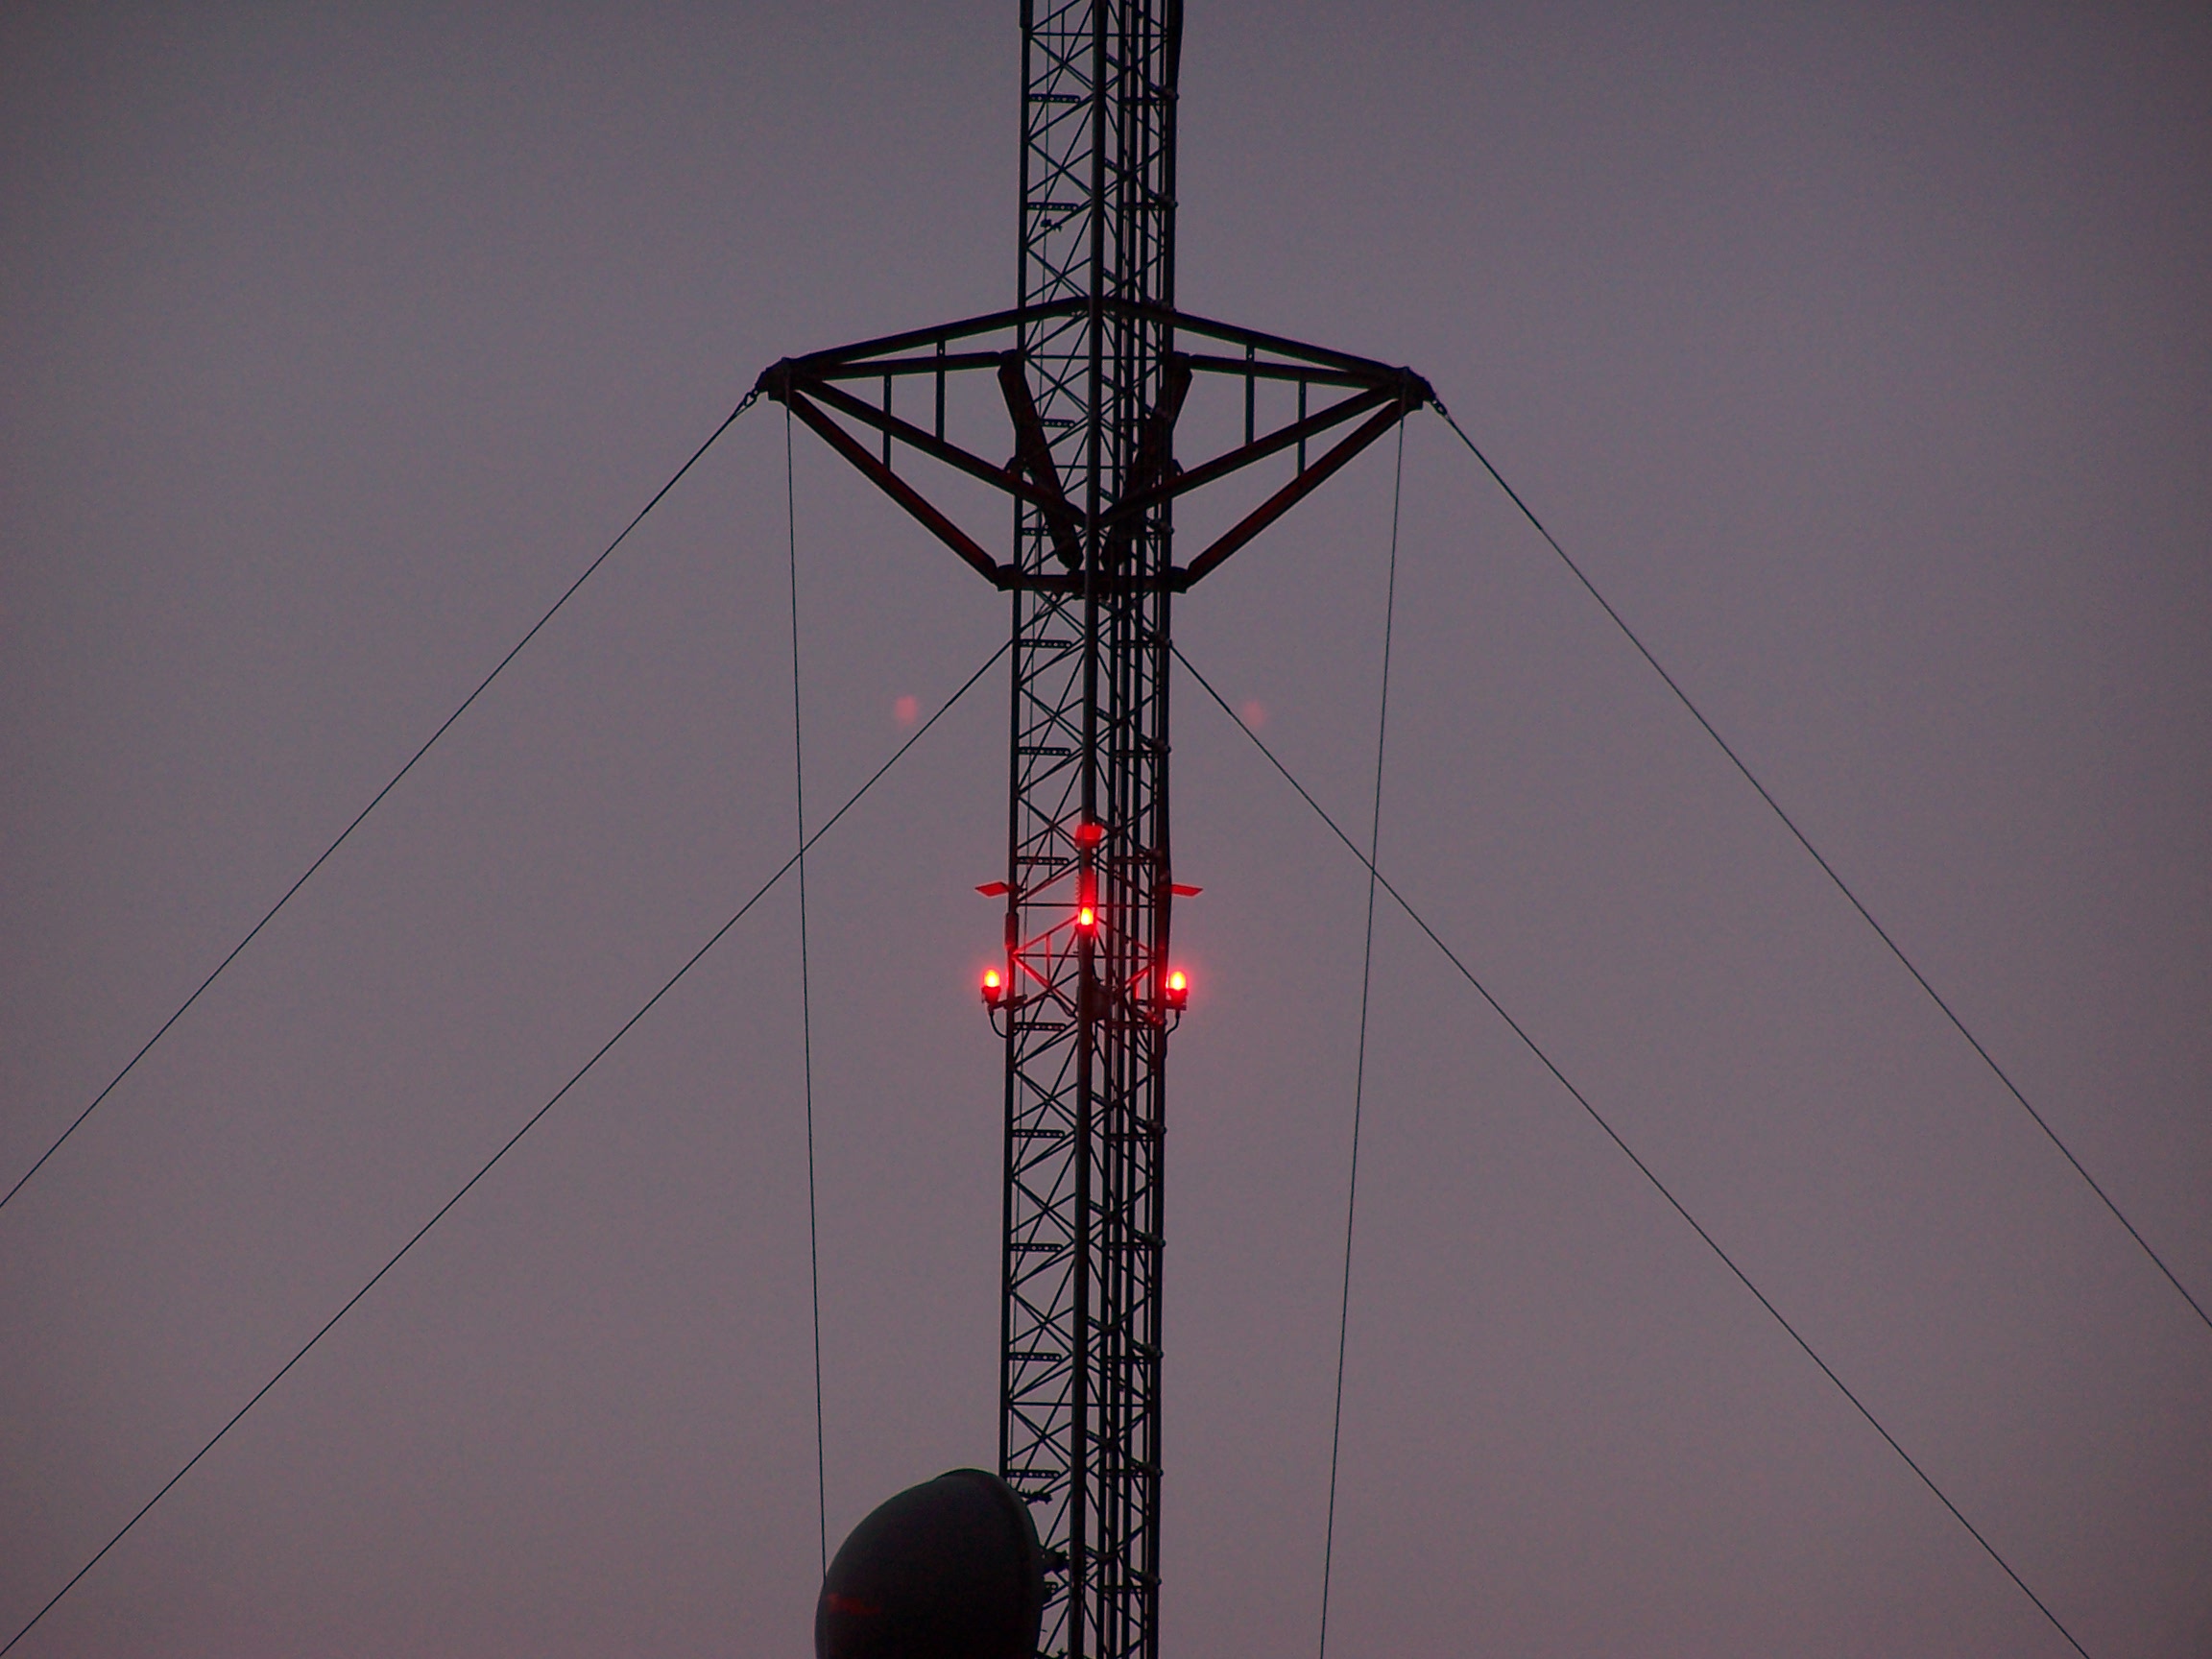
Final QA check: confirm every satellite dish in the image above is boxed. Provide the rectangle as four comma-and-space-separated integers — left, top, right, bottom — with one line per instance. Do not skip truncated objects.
815, 1468, 1046, 1659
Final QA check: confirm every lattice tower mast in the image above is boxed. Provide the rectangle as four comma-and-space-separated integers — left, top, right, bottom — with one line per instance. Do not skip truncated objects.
758, 9, 1427, 1651
998, 6, 1180, 1658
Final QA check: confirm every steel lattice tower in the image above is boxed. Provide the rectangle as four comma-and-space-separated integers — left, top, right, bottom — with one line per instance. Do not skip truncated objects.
760, 7, 1430, 1651
999, 8, 1180, 1657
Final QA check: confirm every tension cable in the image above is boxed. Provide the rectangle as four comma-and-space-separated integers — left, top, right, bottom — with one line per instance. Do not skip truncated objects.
1430, 401, 2208, 1338
1, 388, 764, 1219
1318, 421, 1403, 1659
783, 407, 830, 1575
1172, 640, 2092, 1659
1, 636, 1008, 1658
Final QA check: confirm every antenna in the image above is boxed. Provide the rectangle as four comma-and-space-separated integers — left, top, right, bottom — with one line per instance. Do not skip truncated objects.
760, 8, 1430, 1653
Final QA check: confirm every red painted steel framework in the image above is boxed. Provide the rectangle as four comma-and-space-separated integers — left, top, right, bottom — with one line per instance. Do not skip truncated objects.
759, 6, 1431, 1653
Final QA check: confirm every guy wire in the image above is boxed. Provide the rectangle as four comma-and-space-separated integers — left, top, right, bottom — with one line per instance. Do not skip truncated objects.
785, 408, 829, 1576
1318, 420, 1405, 1659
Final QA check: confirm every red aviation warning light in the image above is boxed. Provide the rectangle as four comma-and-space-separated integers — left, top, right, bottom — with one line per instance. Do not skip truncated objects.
1073, 824, 1102, 934
981, 968, 1006, 1008
1164, 970, 1190, 1012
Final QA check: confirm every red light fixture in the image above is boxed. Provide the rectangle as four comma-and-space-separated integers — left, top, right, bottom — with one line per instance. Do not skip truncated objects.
981, 968, 1005, 1007
1164, 970, 1189, 1012
1076, 904, 1096, 930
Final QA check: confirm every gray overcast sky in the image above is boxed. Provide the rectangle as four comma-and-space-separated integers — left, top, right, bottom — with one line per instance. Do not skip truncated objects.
4, 4, 2207, 1655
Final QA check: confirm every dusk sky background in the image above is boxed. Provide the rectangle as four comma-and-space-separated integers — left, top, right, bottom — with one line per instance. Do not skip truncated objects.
4, 4, 2208, 1655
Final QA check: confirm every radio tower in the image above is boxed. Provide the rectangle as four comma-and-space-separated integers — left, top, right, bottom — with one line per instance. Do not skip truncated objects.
762, 6, 1431, 1653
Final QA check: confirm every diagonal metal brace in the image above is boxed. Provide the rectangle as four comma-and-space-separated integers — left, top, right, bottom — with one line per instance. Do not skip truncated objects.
998, 358, 1086, 568
1103, 353, 1195, 569
795, 374, 1066, 520
1173, 391, 1421, 589
780, 388, 1011, 588
1100, 383, 1400, 533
